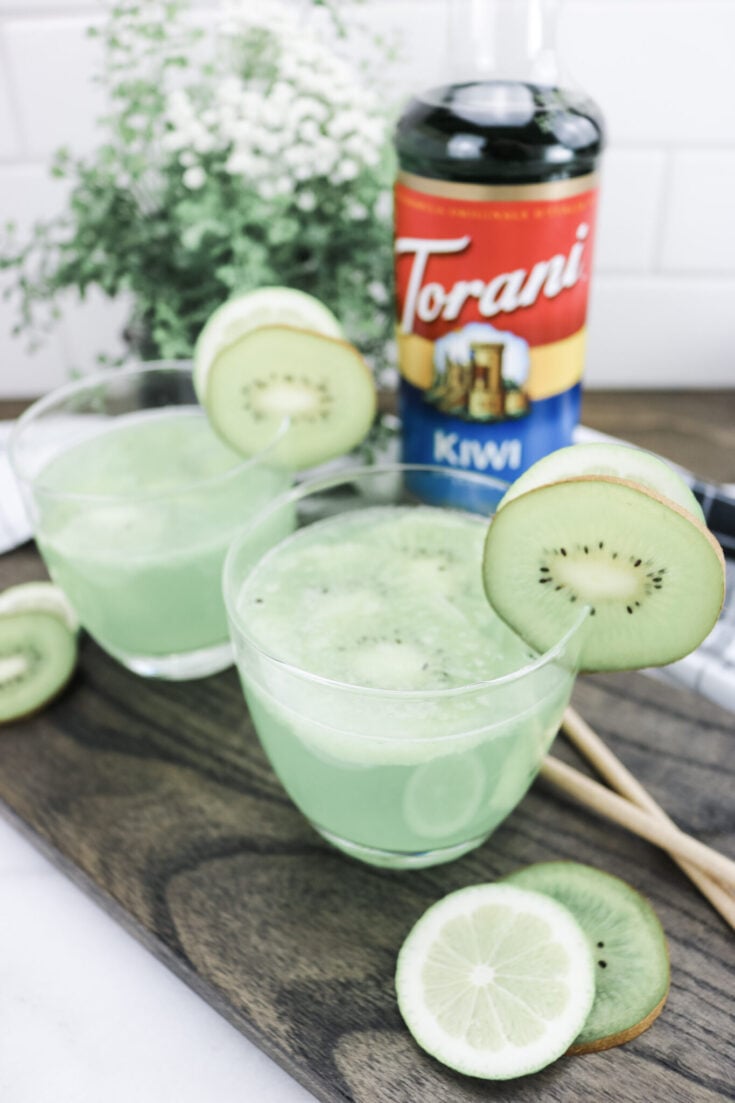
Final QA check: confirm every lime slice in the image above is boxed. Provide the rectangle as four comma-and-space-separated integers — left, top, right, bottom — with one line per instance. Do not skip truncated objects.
194, 286, 343, 398
498, 442, 705, 522
395, 883, 595, 1080
403, 753, 486, 840
0, 581, 79, 634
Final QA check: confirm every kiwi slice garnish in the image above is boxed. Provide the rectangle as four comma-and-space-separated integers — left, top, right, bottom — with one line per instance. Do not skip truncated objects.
0, 594, 78, 723
197, 324, 377, 470
482, 476, 725, 672
505, 862, 670, 1054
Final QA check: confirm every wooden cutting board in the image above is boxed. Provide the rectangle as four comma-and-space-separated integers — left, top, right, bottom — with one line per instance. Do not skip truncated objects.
0, 391, 733, 1102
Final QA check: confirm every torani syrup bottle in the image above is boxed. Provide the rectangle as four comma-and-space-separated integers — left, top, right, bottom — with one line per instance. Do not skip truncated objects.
393, 0, 604, 505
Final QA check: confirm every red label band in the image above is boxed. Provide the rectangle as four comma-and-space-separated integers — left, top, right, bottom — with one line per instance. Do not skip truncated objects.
394, 177, 599, 349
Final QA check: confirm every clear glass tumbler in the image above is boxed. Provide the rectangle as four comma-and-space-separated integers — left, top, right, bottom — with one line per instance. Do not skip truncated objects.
9, 362, 291, 679
224, 464, 588, 869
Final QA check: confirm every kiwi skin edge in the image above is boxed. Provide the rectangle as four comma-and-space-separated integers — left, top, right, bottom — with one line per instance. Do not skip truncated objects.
567, 990, 669, 1055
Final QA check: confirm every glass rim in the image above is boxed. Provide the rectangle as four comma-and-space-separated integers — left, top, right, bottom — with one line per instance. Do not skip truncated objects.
223, 461, 590, 699
8, 360, 289, 503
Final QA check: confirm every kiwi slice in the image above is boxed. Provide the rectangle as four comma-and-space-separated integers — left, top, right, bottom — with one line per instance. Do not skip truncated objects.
499, 443, 705, 522
197, 325, 377, 470
505, 862, 670, 1054
482, 477, 725, 671
0, 608, 78, 723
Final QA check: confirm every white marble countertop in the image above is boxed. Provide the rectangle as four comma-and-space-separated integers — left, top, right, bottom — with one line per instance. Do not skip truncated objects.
0, 814, 314, 1103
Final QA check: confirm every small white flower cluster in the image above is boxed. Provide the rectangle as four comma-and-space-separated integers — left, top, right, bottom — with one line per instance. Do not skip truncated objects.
162, 0, 386, 207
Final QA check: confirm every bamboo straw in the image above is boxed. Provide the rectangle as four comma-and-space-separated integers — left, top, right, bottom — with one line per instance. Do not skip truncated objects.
562, 706, 735, 930
539, 754, 735, 892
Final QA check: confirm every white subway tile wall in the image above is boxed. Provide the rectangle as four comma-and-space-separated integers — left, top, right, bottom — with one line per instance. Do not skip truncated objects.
0, 0, 733, 397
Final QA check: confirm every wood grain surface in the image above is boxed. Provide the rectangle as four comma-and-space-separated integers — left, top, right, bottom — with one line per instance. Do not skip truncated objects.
1, 391, 734, 1103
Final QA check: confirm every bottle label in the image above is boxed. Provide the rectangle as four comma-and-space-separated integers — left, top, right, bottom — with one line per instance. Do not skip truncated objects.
394, 171, 599, 483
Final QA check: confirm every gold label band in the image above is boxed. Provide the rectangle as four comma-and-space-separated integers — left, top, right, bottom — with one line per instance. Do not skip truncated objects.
396, 171, 599, 203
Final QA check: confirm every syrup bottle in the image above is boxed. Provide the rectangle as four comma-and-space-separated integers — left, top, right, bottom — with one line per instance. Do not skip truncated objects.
393, 0, 605, 502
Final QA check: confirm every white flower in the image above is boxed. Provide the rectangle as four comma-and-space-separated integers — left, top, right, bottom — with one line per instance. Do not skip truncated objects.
256, 181, 274, 200
225, 150, 256, 175
347, 201, 368, 221
161, 131, 186, 153
167, 89, 191, 118
368, 281, 389, 305
375, 191, 393, 221
254, 129, 285, 157
193, 131, 217, 155
313, 136, 339, 165
296, 191, 316, 212
261, 102, 287, 130
327, 110, 364, 140
217, 76, 242, 105
361, 147, 382, 169
161, 0, 390, 202
270, 82, 294, 106
298, 119, 321, 144
272, 176, 293, 197
183, 166, 207, 190
303, 99, 329, 125
332, 159, 359, 184
282, 145, 308, 168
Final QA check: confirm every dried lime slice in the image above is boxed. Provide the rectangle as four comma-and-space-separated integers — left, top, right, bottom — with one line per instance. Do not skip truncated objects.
395, 883, 595, 1080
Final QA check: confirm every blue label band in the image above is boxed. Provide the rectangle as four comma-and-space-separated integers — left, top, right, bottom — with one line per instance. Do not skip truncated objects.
400, 380, 582, 509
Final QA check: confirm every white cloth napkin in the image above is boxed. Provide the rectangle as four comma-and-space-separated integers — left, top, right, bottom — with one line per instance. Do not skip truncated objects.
0, 422, 32, 552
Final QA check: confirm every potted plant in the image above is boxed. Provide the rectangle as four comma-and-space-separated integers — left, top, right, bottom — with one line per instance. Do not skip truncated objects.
1, 0, 396, 386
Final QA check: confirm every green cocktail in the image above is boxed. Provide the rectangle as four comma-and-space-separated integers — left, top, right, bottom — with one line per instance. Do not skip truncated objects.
11, 364, 290, 679
225, 466, 587, 868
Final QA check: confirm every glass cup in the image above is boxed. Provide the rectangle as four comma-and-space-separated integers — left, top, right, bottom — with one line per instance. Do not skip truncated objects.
224, 464, 588, 869
9, 362, 291, 680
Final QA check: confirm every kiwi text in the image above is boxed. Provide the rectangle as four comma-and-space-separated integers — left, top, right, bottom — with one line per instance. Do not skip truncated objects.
434, 430, 522, 471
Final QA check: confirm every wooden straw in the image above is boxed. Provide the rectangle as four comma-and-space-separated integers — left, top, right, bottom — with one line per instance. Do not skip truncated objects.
562, 706, 735, 930
539, 754, 735, 892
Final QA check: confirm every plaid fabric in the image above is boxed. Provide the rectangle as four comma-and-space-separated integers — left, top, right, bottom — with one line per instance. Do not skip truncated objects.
648, 564, 734, 712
